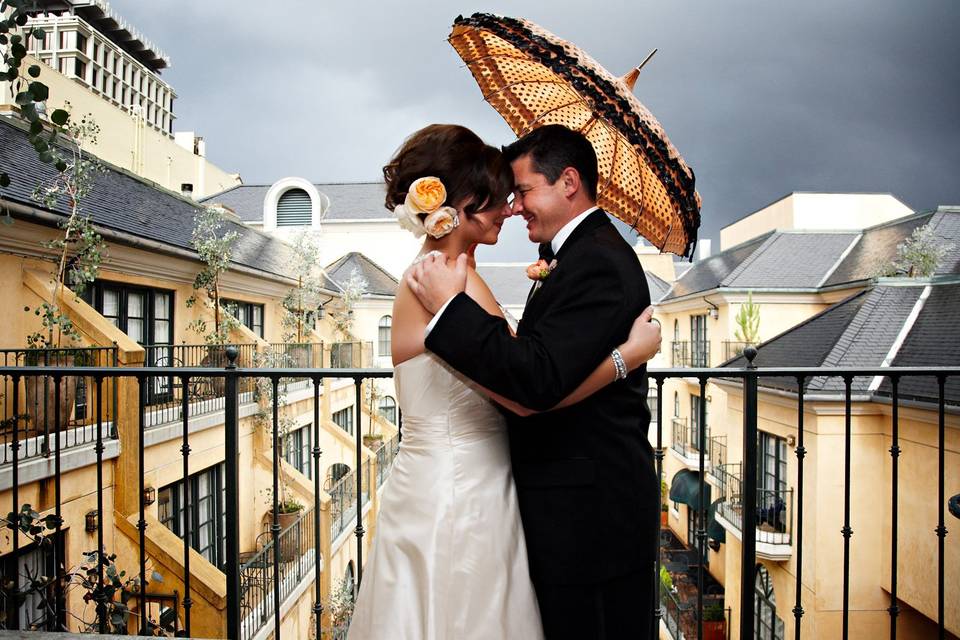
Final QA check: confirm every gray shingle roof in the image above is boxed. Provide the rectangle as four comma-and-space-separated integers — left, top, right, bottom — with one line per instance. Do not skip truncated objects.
878, 282, 960, 404
203, 182, 389, 222
823, 213, 932, 287
929, 207, 960, 276
325, 252, 398, 297
723, 232, 857, 289
664, 233, 772, 300
723, 282, 958, 405
644, 270, 671, 303
0, 118, 317, 284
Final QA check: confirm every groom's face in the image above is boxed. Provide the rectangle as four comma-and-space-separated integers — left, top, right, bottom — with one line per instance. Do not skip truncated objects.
510, 154, 568, 244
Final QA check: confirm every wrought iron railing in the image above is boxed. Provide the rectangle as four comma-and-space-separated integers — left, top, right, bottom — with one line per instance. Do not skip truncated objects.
0, 352, 955, 639
326, 463, 372, 543
326, 341, 373, 369
671, 341, 711, 368
708, 434, 727, 470
723, 340, 754, 362
671, 416, 707, 459
1, 346, 118, 464
375, 433, 400, 489
141, 343, 258, 426
239, 507, 316, 640
716, 468, 794, 546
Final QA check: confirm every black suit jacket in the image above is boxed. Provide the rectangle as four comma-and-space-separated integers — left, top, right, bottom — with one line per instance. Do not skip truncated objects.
425, 209, 658, 586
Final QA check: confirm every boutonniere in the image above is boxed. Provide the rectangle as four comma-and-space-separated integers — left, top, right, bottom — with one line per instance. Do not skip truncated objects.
526, 258, 558, 281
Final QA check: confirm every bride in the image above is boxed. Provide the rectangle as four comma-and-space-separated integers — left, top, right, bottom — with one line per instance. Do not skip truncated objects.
346, 124, 660, 639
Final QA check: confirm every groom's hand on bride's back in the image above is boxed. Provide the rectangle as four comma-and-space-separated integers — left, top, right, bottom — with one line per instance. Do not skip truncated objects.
406, 253, 469, 315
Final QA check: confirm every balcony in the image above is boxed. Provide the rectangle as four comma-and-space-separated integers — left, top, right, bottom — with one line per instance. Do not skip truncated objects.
671, 341, 711, 368
714, 465, 794, 561
706, 435, 727, 487
669, 417, 708, 469
659, 529, 730, 640
0, 357, 955, 638
722, 340, 755, 362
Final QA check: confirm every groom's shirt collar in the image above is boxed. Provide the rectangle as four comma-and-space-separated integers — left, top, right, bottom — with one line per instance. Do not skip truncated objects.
551, 206, 599, 256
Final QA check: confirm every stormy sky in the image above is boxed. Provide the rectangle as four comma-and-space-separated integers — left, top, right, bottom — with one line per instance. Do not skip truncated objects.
110, 0, 960, 262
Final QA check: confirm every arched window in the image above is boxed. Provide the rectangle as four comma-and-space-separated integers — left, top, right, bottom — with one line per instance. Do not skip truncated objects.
326, 463, 351, 488
276, 188, 312, 226
378, 315, 392, 357
378, 396, 397, 424
754, 565, 785, 639
673, 319, 680, 341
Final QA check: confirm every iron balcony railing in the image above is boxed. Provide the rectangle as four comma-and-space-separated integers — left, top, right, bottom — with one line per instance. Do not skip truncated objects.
239, 507, 316, 640
708, 434, 727, 470
671, 416, 707, 459
326, 462, 372, 543
1, 346, 118, 465
671, 341, 711, 368
375, 433, 400, 489
723, 340, 755, 362
0, 348, 393, 640
142, 343, 258, 426
716, 467, 794, 547
0, 350, 956, 640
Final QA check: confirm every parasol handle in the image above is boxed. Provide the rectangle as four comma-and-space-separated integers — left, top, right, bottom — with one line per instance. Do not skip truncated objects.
621, 48, 658, 91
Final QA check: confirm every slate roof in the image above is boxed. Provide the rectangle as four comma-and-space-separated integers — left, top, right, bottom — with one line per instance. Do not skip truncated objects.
877, 282, 960, 405
325, 252, 398, 297
723, 232, 858, 288
723, 282, 959, 405
823, 213, 932, 287
0, 118, 333, 286
645, 271, 671, 303
664, 233, 773, 300
203, 182, 390, 222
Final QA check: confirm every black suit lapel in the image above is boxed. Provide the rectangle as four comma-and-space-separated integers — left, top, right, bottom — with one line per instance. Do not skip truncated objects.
553, 208, 611, 263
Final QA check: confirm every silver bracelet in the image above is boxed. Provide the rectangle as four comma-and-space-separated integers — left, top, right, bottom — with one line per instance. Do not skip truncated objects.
611, 348, 627, 381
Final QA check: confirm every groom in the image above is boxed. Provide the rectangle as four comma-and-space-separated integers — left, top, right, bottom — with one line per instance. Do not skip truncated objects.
408, 124, 659, 639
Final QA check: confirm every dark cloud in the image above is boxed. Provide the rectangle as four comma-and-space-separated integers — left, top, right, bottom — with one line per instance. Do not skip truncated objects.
112, 1, 960, 261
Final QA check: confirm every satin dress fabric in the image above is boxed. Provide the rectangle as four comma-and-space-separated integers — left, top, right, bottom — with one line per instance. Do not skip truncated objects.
346, 351, 544, 639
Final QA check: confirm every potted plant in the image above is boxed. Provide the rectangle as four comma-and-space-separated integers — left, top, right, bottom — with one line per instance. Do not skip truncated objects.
702, 603, 726, 640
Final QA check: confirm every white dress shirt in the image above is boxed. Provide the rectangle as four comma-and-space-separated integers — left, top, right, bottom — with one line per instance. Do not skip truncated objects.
425, 205, 600, 336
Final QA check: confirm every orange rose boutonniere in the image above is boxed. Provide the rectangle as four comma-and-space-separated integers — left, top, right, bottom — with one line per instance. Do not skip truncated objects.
526, 258, 557, 281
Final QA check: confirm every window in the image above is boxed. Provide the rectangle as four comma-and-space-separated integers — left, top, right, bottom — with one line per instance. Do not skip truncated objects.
91, 68, 99, 89
1, 534, 65, 630
58, 57, 69, 75
344, 562, 356, 602
690, 314, 708, 367
757, 432, 788, 532
83, 281, 173, 346
221, 299, 264, 338
276, 188, 312, 226
378, 396, 396, 424
332, 406, 355, 436
159, 463, 227, 570
754, 565, 785, 639
59, 30, 68, 49
76, 33, 87, 53
74, 59, 86, 79
673, 391, 680, 418
687, 506, 708, 565
92, 42, 99, 63
378, 315, 392, 357
690, 394, 706, 451
284, 423, 313, 479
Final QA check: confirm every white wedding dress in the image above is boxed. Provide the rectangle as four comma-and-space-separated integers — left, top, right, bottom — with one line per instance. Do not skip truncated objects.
346, 351, 544, 639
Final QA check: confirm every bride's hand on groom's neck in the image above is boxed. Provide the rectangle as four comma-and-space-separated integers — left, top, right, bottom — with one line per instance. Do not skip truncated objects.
407, 253, 469, 315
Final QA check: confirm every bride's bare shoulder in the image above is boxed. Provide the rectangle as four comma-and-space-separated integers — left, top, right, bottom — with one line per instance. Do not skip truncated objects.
391, 272, 431, 363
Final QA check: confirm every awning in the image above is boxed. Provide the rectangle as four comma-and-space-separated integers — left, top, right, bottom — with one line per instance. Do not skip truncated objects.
708, 499, 726, 544
669, 469, 711, 509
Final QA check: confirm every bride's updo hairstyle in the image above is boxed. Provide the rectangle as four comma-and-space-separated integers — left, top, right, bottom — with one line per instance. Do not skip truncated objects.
383, 124, 513, 217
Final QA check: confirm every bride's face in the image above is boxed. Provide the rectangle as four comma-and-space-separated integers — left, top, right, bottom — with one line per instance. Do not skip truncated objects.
460, 200, 512, 246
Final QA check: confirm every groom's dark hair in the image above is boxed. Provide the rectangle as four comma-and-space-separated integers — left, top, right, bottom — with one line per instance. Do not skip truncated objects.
503, 125, 599, 200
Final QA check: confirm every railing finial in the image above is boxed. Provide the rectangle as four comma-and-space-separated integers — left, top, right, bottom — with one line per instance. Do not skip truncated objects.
225, 345, 239, 369
744, 345, 758, 369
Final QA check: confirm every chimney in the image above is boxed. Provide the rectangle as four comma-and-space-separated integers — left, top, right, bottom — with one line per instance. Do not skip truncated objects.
698, 239, 712, 261
181, 183, 194, 198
